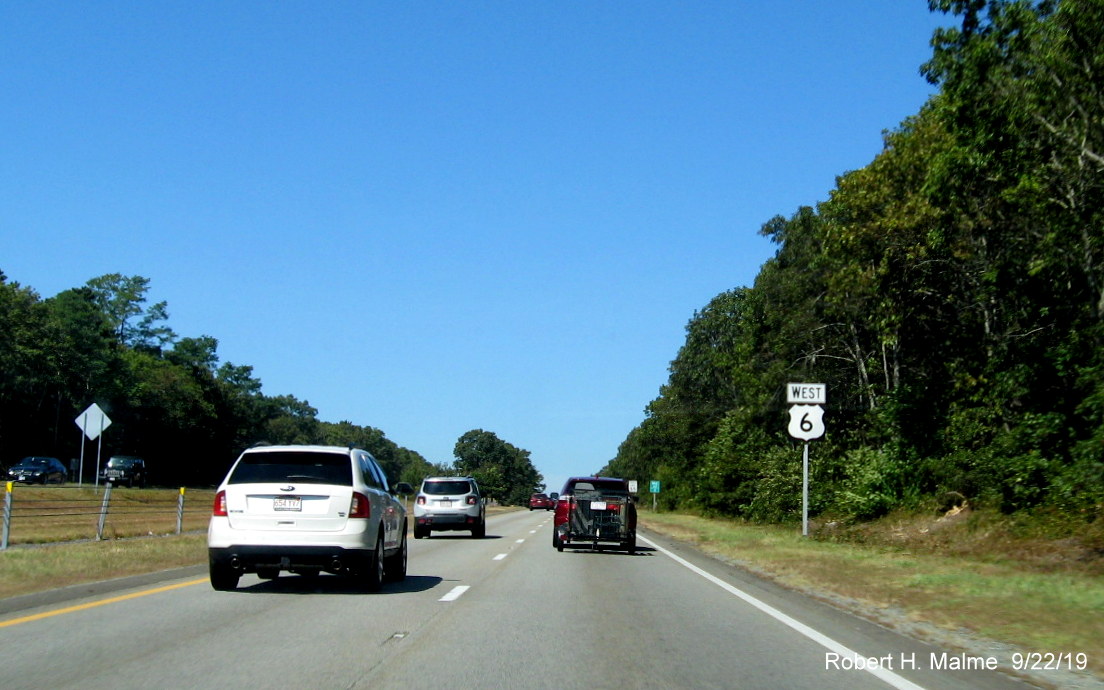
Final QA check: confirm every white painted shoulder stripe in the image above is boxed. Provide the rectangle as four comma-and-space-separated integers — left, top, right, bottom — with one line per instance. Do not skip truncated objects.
638, 535, 925, 690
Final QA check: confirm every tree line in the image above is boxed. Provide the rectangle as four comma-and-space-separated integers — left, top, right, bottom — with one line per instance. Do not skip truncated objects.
0, 271, 542, 497
605, 0, 1104, 522
453, 429, 544, 505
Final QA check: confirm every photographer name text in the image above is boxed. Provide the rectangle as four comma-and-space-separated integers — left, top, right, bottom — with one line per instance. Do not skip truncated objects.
825, 651, 1088, 673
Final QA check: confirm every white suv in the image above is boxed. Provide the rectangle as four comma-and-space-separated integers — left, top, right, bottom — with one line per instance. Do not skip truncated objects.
413, 476, 485, 539
207, 444, 413, 591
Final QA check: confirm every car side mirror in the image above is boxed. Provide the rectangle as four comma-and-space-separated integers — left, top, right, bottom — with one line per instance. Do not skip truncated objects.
393, 482, 414, 496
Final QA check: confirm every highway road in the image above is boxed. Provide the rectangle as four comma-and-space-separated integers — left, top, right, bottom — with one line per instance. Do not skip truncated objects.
0, 510, 1036, 689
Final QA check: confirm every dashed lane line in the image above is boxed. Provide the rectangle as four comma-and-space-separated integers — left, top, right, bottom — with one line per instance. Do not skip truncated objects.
438, 585, 470, 602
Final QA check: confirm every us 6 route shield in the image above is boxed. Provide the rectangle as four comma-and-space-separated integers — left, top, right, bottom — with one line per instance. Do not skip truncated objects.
787, 404, 825, 441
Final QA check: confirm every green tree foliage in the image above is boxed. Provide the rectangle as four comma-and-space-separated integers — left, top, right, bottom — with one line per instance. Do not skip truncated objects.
263, 395, 321, 446
85, 273, 176, 350
609, 0, 1104, 522
453, 429, 542, 505
318, 420, 433, 487
0, 273, 53, 452
45, 288, 116, 404
0, 271, 431, 487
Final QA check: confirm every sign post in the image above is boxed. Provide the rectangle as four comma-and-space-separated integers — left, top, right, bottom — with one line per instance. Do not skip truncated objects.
75, 403, 112, 487
786, 383, 825, 537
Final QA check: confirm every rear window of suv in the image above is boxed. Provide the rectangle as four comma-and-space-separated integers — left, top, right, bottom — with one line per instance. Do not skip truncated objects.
228, 451, 353, 486
423, 480, 473, 495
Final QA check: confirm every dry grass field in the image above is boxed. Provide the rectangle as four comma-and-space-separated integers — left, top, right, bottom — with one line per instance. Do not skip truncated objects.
2, 485, 214, 544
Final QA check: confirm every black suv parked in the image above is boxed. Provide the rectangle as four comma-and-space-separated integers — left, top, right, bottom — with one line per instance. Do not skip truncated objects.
101, 455, 147, 488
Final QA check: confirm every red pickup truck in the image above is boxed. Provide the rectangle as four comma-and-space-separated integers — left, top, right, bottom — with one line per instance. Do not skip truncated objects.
552, 477, 637, 554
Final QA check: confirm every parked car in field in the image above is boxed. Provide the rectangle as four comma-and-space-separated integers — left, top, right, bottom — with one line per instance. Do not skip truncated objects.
553, 476, 637, 553
207, 444, 413, 591
7, 456, 67, 484
100, 455, 147, 488
413, 476, 485, 538
528, 493, 553, 510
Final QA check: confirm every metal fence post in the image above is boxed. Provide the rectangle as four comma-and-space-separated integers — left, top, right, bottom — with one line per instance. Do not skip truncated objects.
177, 487, 185, 535
2, 482, 12, 551
96, 483, 112, 540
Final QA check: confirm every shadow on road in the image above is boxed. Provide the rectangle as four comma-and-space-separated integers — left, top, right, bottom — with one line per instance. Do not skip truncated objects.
238, 573, 443, 595
557, 545, 656, 556
417, 534, 503, 540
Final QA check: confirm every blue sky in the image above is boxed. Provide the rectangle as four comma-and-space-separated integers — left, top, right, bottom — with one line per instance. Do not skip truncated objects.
2, 2, 950, 493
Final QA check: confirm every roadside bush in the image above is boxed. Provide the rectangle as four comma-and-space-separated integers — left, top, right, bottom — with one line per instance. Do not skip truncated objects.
745, 445, 804, 523
833, 446, 913, 520
695, 413, 771, 517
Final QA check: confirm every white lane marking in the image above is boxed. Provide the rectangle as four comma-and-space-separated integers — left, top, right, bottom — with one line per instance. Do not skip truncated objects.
438, 585, 470, 602
529, 530, 537, 534
493, 553, 507, 561
638, 534, 926, 690
516, 539, 525, 544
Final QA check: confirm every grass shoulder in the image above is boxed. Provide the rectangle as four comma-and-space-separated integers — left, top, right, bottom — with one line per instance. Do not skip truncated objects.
0, 534, 209, 599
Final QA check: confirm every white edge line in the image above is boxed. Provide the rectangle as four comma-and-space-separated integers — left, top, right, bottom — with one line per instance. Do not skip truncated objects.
438, 585, 470, 602
638, 534, 926, 690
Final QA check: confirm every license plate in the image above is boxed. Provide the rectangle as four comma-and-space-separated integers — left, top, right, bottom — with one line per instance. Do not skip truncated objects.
591, 501, 607, 511
439, 499, 452, 507
273, 497, 302, 511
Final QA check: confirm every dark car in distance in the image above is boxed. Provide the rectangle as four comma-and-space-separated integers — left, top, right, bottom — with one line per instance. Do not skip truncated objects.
528, 493, 554, 510
7, 456, 67, 484
100, 455, 147, 488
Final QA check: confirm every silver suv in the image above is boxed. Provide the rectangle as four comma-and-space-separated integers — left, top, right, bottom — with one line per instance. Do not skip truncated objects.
207, 444, 413, 591
413, 476, 485, 539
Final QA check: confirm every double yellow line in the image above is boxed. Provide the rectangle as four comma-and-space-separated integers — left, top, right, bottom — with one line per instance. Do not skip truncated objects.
0, 577, 208, 629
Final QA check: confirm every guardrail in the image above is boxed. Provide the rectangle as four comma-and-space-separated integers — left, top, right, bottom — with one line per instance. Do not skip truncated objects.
1, 482, 214, 550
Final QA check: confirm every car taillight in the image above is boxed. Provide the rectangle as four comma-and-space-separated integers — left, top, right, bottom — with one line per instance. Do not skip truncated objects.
416, 496, 426, 505
466, 496, 478, 505
213, 490, 227, 517
349, 492, 371, 518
